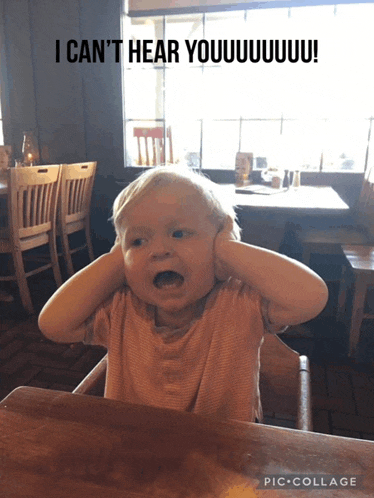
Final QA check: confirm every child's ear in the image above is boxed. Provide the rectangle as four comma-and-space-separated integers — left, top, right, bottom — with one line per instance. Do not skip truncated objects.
216, 221, 225, 233
221, 216, 234, 234
113, 233, 123, 247
215, 217, 236, 243
216, 216, 229, 233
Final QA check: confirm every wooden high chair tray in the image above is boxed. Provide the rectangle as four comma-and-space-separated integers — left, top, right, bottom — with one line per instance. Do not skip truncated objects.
1, 386, 373, 497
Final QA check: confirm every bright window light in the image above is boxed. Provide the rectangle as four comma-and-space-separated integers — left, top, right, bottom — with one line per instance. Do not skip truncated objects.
122, 3, 374, 172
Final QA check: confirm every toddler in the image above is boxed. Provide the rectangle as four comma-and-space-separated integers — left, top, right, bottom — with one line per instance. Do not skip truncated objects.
39, 167, 328, 422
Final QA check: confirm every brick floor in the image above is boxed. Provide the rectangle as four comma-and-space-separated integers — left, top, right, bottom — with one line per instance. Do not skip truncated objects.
0, 315, 106, 395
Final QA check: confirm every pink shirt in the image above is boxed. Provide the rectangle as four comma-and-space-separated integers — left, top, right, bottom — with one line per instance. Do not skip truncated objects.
84, 278, 271, 422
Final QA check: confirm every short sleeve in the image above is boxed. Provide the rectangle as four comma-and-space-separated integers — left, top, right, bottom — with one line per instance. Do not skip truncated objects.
261, 298, 288, 334
82, 289, 126, 347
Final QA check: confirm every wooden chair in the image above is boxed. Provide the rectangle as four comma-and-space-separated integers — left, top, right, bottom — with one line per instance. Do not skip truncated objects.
58, 162, 97, 277
134, 126, 173, 166
73, 334, 312, 432
298, 167, 374, 267
259, 334, 312, 431
337, 244, 374, 357
0, 165, 62, 313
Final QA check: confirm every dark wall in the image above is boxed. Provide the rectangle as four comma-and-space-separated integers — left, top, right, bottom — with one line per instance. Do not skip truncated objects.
1, 0, 125, 252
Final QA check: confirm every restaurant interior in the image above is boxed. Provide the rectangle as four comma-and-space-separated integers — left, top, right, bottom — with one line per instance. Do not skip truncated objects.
0, 0, 374, 495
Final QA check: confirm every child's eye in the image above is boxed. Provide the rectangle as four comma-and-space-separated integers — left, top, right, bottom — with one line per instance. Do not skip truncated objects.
131, 238, 145, 247
172, 230, 185, 239
172, 229, 193, 239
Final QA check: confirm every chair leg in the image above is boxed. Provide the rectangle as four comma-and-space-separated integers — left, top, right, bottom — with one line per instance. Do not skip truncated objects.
12, 248, 34, 314
348, 275, 367, 357
85, 223, 95, 262
302, 246, 312, 266
337, 263, 349, 322
61, 231, 75, 277
48, 232, 63, 287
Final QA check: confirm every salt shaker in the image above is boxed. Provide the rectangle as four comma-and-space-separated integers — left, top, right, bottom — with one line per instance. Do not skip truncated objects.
293, 170, 301, 189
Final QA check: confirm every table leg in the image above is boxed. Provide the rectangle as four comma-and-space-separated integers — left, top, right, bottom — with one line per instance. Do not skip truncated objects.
337, 264, 349, 323
348, 275, 367, 357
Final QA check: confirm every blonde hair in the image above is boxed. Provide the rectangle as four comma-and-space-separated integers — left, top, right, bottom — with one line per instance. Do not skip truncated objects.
112, 167, 241, 240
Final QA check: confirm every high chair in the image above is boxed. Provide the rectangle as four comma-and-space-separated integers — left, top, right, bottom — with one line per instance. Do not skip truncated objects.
0, 165, 62, 313
73, 333, 312, 431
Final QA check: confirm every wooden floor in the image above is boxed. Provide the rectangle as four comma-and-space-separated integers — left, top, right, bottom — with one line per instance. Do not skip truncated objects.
1, 259, 374, 440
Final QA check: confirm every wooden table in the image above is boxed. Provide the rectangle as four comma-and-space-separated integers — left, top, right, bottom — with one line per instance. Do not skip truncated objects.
233, 185, 350, 216
219, 185, 350, 251
1, 387, 373, 497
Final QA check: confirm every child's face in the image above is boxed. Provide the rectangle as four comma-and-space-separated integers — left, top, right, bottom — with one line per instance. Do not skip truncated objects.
119, 182, 218, 324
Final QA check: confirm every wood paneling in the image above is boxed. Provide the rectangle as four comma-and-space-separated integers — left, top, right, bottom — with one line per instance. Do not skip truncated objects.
1, 0, 124, 176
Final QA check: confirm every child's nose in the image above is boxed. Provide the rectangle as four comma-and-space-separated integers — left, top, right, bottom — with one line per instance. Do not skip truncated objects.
149, 236, 173, 259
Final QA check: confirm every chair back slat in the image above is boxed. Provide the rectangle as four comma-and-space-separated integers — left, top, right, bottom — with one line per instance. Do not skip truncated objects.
151, 137, 157, 165
35, 185, 42, 225
66, 181, 72, 215
33, 186, 38, 225
25, 187, 32, 227
76, 178, 83, 213
37, 184, 43, 226
79, 178, 87, 212
42, 183, 49, 225
73, 179, 80, 214
69, 180, 76, 215
42, 184, 47, 225
45, 182, 53, 226
75, 178, 82, 213
73, 179, 79, 214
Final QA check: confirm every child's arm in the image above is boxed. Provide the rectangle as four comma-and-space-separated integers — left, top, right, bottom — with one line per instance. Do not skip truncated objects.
38, 244, 126, 343
215, 226, 328, 327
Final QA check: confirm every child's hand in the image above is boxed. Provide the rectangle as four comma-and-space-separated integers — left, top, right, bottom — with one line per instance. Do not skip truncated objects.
214, 218, 236, 281
109, 237, 126, 282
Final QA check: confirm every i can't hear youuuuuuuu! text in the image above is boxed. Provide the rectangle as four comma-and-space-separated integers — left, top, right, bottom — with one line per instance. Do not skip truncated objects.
55, 39, 318, 64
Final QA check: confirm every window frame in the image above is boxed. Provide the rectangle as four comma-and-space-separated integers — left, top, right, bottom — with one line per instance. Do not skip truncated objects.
121, 2, 374, 175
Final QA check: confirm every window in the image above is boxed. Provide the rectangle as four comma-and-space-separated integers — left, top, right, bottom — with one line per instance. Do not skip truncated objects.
122, 3, 374, 172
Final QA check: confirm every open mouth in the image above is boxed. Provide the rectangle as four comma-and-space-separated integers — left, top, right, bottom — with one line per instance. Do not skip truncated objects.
153, 271, 185, 289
